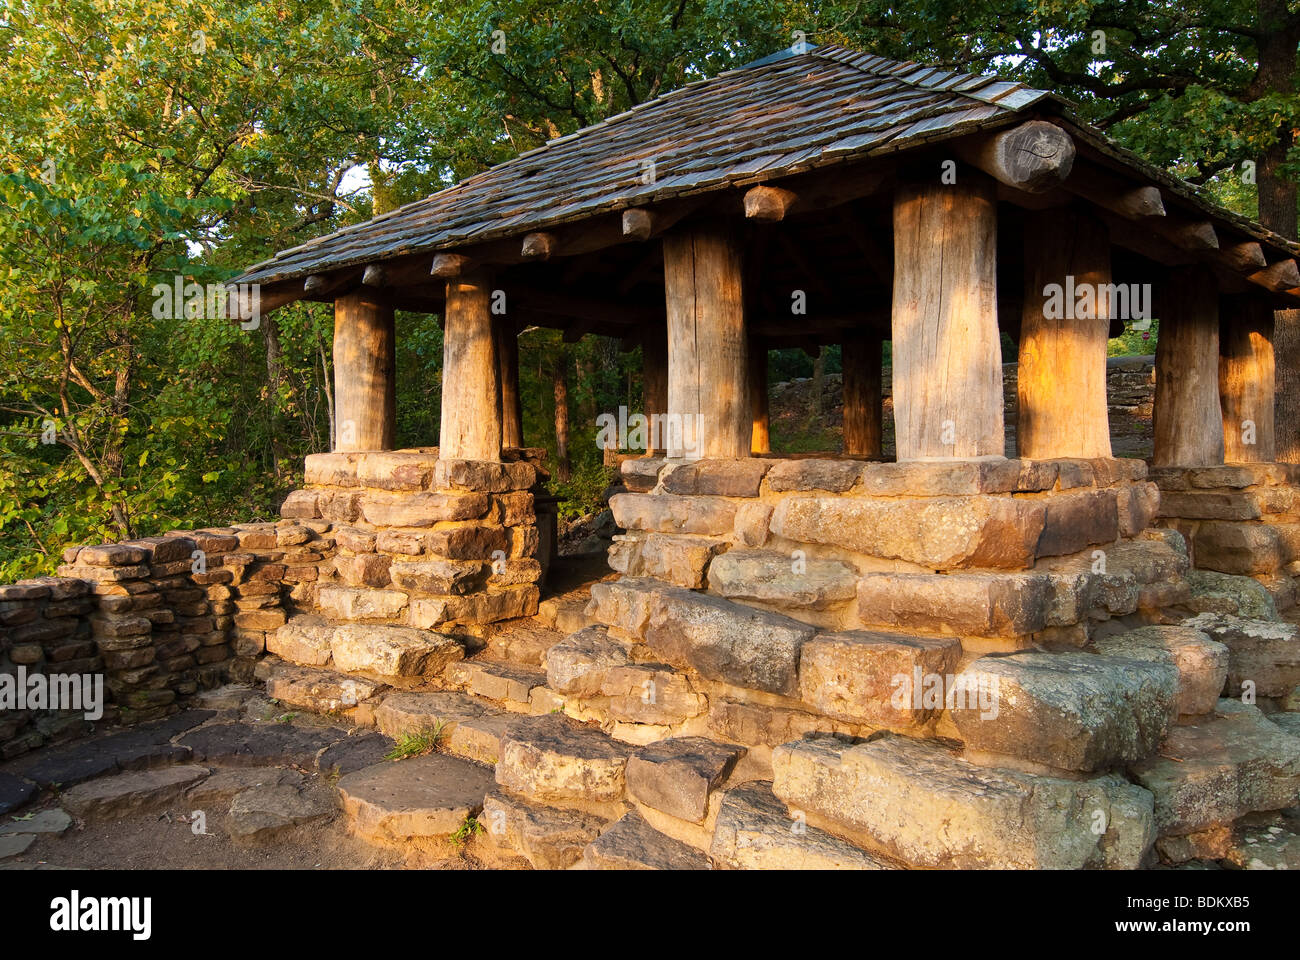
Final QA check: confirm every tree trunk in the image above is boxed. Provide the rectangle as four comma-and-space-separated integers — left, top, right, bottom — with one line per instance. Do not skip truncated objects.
553, 348, 571, 481
263, 312, 286, 479
1256, 0, 1300, 459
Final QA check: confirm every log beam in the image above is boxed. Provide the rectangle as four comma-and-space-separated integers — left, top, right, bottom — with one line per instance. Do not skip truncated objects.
1062, 163, 1166, 220
663, 225, 749, 459
521, 232, 556, 260
892, 172, 1004, 460
440, 269, 502, 461
1153, 267, 1224, 467
1017, 208, 1113, 459
842, 329, 883, 458
332, 291, 396, 452
1220, 296, 1275, 462
1248, 259, 1300, 293
953, 120, 1075, 194
744, 185, 798, 222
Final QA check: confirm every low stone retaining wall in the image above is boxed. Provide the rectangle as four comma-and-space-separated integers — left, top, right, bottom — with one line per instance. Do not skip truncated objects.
280, 448, 548, 636
0, 521, 321, 759
1152, 463, 1300, 610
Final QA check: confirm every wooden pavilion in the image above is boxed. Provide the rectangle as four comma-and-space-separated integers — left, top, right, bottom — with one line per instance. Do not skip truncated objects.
234, 42, 1300, 477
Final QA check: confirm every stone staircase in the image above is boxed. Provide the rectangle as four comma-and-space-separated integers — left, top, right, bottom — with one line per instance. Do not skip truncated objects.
246, 557, 1300, 869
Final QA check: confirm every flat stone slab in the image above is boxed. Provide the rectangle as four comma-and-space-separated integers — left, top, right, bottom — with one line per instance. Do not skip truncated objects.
265, 663, 386, 714
710, 781, 895, 870
496, 714, 630, 803
483, 789, 609, 869
317, 732, 397, 776
952, 650, 1178, 772
186, 768, 303, 808
1130, 699, 1300, 836
191, 684, 260, 711
450, 660, 547, 707
1182, 614, 1300, 698
176, 722, 348, 767
625, 737, 745, 823
62, 765, 210, 820
0, 772, 36, 816
773, 734, 1155, 869
580, 811, 711, 870
374, 691, 488, 739
228, 783, 336, 842
337, 754, 496, 840
0, 835, 35, 859
1093, 626, 1229, 717
0, 808, 72, 836
1, 710, 214, 788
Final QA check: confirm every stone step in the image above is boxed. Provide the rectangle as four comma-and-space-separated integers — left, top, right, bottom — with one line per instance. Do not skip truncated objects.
482, 789, 610, 869
336, 754, 497, 842
268, 613, 464, 678
1129, 699, 1300, 839
1182, 613, 1300, 700
951, 650, 1178, 773
446, 660, 547, 712
228, 782, 336, 843
709, 781, 896, 870
625, 737, 745, 824
773, 734, 1155, 869
486, 620, 565, 666
61, 765, 211, 820
580, 810, 711, 870
176, 721, 348, 768
1092, 625, 1228, 718
495, 714, 631, 807
536, 595, 598, 635
264, 662, 387, 717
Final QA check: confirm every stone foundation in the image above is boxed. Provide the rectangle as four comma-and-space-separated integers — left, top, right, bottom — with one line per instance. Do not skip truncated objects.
1152, 463, 1300, 611
280, 448, 548, 636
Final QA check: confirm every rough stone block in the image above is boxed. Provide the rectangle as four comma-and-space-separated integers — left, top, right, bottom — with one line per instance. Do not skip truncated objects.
361, 491, 489, 527
770, 495, 1045, 570
580, 810, 711, 870
330, 623, 463, 677
710, 781, 894, 869
660, 458, 772, 497
482, 789, 608, 868
1093, 626, 1229, 717
495, 714, 630, 803
609, 492, 737, 536
316, 585, 408, 622
643, 587, 815, 696
856, 571, 1053, 637
772, 734, 1154, 869
1182, 613, 1300, 698
625, 736, 745, 823
952, 650, 1178, 772
544, 626, 630, 697
708, 549, 857, 610
798, 630, 962, 728
1130, 699, 1300, 835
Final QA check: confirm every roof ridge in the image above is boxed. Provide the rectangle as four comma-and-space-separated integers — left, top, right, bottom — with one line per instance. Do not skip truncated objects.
812, 43, 1050, 111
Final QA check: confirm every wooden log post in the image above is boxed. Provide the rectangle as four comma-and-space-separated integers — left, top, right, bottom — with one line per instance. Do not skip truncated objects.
663, 226, 749, 459
842, 330, 883, 458
495, 316, 524, 449
749, 343, 770, 454
892, 173, 1004, 460
1017, 208, 1113, 459
1153, 268, 1224, 467
642, 327, 668, 456
332, 291, 396, 452
1220, 296, 1276, 462
440, 269, 502, 461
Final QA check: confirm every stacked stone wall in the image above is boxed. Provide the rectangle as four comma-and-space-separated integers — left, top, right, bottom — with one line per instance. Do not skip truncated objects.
280, 447, 547, 636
